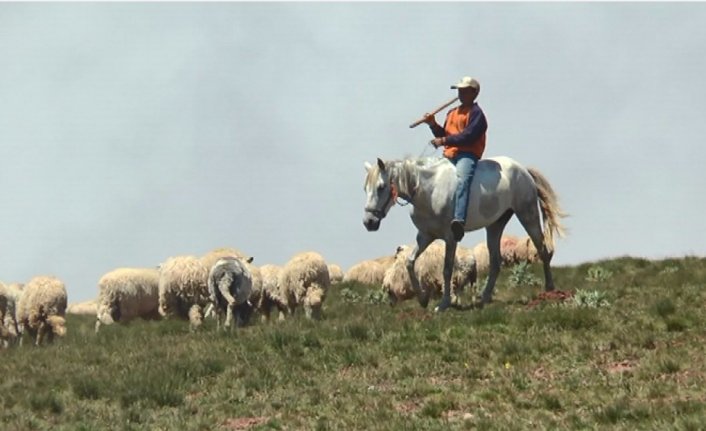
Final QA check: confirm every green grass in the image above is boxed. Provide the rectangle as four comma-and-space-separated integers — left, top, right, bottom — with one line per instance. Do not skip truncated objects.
2, 256, 706, 430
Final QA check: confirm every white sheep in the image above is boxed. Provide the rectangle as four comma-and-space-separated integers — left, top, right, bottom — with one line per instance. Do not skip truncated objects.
343, 260, 387, 286
0, 283, 24, 341
327, 264, 344, 285
258, 264, 286, 321
278, 251, 331, 320
473, 235, 527, 276
207, 257, 253, 330
16, 276, 67, 346
95, 267, 161, 333
382, 240, 477, 306
513, 236, 540, 264
1, 282, 23, 346
158, 255, 211, 331
66, 300, 98, 316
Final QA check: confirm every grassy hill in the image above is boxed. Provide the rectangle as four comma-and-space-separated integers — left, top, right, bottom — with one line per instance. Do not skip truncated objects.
2, 256, 706, 430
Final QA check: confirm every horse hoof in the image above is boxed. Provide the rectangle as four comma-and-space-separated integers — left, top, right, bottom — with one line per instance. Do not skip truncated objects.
434, 302, 451, 313
417, 295, 430, 309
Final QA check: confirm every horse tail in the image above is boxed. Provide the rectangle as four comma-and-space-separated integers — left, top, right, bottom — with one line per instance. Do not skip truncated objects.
527, 168, 568, 254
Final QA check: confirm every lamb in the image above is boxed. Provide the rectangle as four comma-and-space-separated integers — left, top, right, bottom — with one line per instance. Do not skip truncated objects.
16, 276, 67, 346
278, 251, 330, 320
327, 264, 344, 285
382, 240, 477, 306
343, 260, 387, 286
207, 256, 253, 329
95, 267, 161, 333
158, 255, 211, 331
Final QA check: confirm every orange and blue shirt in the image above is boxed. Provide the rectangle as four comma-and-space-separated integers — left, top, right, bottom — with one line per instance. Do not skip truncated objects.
430, 102, 487, 160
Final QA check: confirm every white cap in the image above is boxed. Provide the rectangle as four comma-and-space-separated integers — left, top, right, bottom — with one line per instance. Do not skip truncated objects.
451, 76, 480, 91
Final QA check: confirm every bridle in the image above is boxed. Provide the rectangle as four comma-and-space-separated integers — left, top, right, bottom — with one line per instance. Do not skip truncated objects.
365, 179, 398, 219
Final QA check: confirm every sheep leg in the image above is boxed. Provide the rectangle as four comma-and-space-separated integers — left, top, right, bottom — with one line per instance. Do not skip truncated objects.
480, 211, 514, 305
407, 232, 434, 308
35, 325, 44, 346
435, 240, 458, 312
217, 275, 237, 330
224, 304, 234, 330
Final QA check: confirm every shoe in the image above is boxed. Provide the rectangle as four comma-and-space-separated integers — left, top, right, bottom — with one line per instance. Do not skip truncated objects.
450, 220, 465, 242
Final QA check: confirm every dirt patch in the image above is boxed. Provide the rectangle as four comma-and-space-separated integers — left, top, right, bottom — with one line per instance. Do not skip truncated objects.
223, 417, 269, 430
606, 360, 636, 374
445, 409, 474, 422
526, 290, 574, 308
394, 399, 422, 414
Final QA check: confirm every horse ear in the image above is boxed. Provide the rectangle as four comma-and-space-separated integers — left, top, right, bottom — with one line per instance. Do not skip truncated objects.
377, 158, 385, 171
364, 161, 372, 172
246, 256, 254, 264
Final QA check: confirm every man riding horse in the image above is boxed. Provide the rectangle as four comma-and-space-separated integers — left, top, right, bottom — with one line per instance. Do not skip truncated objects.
424, 76, 488, 242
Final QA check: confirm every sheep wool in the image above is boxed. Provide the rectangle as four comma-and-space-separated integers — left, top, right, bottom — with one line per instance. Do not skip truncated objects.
327, 264, 344, 285
382, 240, 477, 305
158, 255, 211, 331
278, 251, 330, 320
0, 283, 23, 344
95, 267, 161, 332
343, 260, 386, 286
16, 276, 67, 346
67, 300, 98, 316
258, 264, 286, 321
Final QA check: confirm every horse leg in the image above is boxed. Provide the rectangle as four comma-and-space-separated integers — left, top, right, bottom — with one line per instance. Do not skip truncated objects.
435, 240, 458, 312
480, 210, 514, 305
407, 232, 434, 308
515, 204, 555, 292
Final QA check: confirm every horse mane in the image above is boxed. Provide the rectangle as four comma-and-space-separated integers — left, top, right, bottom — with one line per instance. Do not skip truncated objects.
365, 156, 448, 196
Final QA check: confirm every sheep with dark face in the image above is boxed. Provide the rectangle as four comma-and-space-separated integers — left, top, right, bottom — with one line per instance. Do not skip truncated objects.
16, 276, 67, 346
207, 256, 253, 329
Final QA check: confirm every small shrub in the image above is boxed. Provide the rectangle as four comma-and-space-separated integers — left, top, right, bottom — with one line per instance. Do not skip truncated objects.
665, 318, 688, 332
339, 287, 361, 303
28, 391, 63, 414
571, 289, 610, 308
71, 377, 102, 400
343, 324, 369, 342
508, 262, 541, 288
586, 266, 613, 282
653, 298, 676, 318
658, 358, 681, 374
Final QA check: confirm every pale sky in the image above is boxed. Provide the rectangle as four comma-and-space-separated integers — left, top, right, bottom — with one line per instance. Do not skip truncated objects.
1, 3, 705, 302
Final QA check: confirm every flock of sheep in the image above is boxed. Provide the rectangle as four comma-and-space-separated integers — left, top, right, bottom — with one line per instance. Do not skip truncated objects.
0, 235, 538, 347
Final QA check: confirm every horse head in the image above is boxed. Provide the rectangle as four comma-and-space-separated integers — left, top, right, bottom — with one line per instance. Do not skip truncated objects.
363, 158, 398, 231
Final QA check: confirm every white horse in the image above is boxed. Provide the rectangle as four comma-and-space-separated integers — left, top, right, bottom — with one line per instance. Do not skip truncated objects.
363, 156, 567, 311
